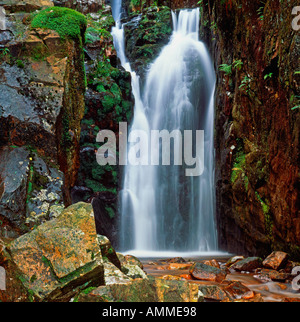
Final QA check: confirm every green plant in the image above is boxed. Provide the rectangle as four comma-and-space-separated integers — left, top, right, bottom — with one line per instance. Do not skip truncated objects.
219, 63, 232, 75
31, 7, 87, 40
264, 72, 273, 80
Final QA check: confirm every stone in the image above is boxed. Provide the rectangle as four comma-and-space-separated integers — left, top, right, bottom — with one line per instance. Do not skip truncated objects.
166, 257, 186, 263
259, 268, 290, 282
225, 256, 245, 267
198, 284, 233, 302
98, 235, 121, 269
2, 202, 105, 302
263, 251, 289, 270
77, 278, 158, 302
222, 281, 255, 300
121, 264, 147, 280
189, 262, 227, 283
231, 257, 263, 272
203, 259, 220, 268
103, 261, 132, 285
154, 277, 199, 302
167, 263, 192, 270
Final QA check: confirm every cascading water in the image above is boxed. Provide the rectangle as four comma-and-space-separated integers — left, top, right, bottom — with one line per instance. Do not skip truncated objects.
111, 3, 218, 255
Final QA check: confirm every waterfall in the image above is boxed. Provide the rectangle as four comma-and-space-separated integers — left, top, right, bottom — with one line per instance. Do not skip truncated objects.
111, 3, 218, 255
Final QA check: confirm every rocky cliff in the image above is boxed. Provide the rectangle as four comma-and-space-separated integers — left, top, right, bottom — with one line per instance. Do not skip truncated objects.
199, 0, 300, 259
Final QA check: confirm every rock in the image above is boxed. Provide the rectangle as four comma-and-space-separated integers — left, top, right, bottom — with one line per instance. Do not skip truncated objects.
167, 263, 192, 270
120, 254, 143, 270
53, 0, 106, 14
166, 257, 186, 263
258, 268, 290, 282
1, 202, 105, 302
198, 284, 233, 302
231, 257, 263, 272
189, 262, 227, 283
1, 0, 53, 13
153, 277, 199, 302
283, 298, 300, 302
77, 278, 158, 302
98, 235, 121, 269
203, 259, 220, 268
225, 256, 245, 267
0, 146, 65, 235
160, 275, 184, 281
222, 281, 255, 300
121, 264, 147, 280
263, 251, 289, 270
103, 261, 131, 285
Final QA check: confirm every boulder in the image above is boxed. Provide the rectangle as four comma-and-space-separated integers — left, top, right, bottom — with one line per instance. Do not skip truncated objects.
1, 202, 105, 302
225, 256, 245, 267
222, 281, 255, 300
263, 251, 289, 270
154, 277, 198, 302
77, 278, 158, 302
189, 262, 227, 283
258, 268, 290, 282
198, 284, 233, 302
231, 257, 263, 272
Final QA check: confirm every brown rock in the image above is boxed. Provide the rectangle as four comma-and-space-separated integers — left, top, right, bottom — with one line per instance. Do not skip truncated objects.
225, 256, 245, 267
3, 202, 105, 302
231, 257, 263, 272
203, 259, 220, 268
190, 262, 227, 283
263, 251, 289, 270
259, 268, 289, 282
222, 281, 255, 300
198, 284, 233, 302
167, 263, 192, 270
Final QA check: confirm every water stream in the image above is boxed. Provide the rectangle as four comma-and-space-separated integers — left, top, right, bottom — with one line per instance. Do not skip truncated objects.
111, 3, 218, 254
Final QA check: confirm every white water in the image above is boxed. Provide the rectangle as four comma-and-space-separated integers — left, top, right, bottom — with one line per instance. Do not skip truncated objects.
111, 5, 218, 254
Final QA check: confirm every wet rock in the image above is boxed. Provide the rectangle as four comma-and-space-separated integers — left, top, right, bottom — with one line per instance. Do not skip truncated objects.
258, 268, 290, 282
166, 257, 186, 263
168, 263, 192, 270
1, 202, 105, 302
222, 281, 255, 300
231, 257, 263, 272
189, 262, 227, 283
263, 251, 289, 270
203, 259, 220, 268
226, 256, 245, 267
198, 284, 233, 302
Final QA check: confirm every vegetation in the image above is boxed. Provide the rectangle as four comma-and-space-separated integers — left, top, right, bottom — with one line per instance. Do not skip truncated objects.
31, 7, 87, 39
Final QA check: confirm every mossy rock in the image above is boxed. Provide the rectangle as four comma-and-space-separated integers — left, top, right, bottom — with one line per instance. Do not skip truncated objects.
31, 7, 87, 40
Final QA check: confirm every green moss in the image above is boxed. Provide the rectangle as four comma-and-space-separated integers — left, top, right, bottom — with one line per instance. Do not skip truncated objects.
231, 148, 246, 184
31, 7, 87, 40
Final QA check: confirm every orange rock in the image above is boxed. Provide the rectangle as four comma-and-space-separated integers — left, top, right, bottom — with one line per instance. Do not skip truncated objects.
168, 263, 192, 270
179, 274, 194, 280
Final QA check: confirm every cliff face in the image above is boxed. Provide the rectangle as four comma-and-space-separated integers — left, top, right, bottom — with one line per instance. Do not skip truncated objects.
199, 0, 300, 258
0, 3, 86, 235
